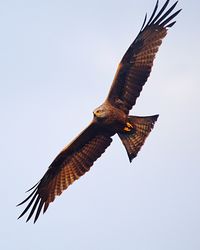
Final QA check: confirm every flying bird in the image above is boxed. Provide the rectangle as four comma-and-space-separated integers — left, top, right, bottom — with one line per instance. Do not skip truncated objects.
18, 0, 181, 223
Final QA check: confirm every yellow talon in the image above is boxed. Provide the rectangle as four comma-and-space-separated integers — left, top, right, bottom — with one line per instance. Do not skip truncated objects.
126, 122, 133, 128
123, 122, 133, 132
123, 127, 131, 132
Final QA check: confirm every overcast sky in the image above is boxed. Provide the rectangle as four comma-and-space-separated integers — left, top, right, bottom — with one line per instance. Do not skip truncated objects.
1, 0, 200, 249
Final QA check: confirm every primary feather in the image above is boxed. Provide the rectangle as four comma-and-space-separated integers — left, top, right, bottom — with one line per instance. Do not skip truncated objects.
107, 1, 181, 113
18, 123, 112, 223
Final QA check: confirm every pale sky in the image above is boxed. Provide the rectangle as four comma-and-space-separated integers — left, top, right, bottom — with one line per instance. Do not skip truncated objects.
1, 0, 200, 249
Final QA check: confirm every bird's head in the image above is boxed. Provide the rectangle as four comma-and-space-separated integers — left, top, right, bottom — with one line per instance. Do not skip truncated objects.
93, 105, 107, 120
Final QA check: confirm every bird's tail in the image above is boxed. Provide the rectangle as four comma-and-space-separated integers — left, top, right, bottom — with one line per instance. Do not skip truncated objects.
118, 115, 159, 162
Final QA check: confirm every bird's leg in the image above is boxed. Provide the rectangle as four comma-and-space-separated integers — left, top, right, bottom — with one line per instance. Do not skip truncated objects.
123, 122, 133, 132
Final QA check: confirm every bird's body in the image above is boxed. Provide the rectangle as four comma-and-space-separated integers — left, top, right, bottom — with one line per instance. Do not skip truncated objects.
93, 100, 127, 131
18, 0, 181, 223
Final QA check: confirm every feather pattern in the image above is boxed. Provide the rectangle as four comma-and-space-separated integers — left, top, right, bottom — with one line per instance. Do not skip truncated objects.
17, 123, 112, 223
107, 0, 181, 113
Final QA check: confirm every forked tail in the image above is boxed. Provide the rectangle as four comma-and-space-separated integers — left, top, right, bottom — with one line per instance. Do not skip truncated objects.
118, 115, 159, 162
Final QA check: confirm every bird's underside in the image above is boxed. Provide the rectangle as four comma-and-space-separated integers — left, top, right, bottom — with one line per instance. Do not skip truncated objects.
17, 0, 181, 223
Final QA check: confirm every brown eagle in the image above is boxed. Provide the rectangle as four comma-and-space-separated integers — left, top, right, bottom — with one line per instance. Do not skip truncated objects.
18, 0, 181, 223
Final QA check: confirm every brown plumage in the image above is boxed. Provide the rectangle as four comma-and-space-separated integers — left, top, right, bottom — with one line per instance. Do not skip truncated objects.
17, 0, 181, 223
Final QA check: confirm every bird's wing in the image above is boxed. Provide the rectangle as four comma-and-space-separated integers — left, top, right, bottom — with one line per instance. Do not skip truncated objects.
106, 0, 181, 114
17, 122, 112, 223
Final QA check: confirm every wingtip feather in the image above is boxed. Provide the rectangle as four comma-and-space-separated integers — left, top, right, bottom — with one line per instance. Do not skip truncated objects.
142, 0, 181, 30
140, 13, 148, 31
160, 8, 182, 27
147, 0, 159, 26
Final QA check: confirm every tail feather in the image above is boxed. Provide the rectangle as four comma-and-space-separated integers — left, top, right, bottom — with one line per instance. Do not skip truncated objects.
118, 115, 159, 162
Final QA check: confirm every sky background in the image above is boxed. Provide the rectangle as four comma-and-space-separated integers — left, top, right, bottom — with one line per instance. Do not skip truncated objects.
1, 0, 200, 249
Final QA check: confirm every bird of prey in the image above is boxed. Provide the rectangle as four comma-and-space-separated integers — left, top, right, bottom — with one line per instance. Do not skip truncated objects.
18, 0, 181, 223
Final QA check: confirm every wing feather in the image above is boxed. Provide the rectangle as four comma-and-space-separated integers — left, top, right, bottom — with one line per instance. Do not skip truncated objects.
107, 0, 181, 113
17, 122, 112, 223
